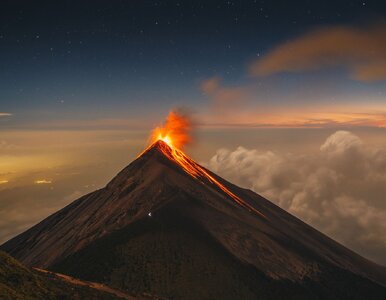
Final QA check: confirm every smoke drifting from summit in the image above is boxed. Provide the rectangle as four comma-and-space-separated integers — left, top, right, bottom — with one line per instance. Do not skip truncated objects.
151, 110, 193, 149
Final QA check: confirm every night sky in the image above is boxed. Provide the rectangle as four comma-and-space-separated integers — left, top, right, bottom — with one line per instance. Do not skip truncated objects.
1, 0, 386, 127
1, 1, 386, 265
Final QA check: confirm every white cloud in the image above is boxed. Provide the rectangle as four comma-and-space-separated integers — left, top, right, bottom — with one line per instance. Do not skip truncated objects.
206, 131, 386, 265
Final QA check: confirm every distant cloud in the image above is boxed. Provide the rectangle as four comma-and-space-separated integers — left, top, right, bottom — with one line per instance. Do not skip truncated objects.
206, 131, 386, 265
0, 113, 12, 117
200, 76, 249, 117
250, 22, 386, 81
200, 76, 221, 94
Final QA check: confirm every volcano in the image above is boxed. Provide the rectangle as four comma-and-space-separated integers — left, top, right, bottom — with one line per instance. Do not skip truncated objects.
1, 140, 386, 299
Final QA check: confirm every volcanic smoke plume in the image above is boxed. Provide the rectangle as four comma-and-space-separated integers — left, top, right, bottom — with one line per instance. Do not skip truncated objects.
150, 110, 192, 149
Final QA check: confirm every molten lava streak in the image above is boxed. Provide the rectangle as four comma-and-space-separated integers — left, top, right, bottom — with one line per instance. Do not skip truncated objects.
143, 110, 266, 219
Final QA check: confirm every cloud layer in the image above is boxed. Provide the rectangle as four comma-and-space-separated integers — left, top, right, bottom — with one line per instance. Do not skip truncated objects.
250, 22, 386, 81
206, 131, 386, 265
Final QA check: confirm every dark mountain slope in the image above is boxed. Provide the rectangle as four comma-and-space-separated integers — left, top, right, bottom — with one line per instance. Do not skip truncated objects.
1, 141, 386, 299
51, 199, 385, 300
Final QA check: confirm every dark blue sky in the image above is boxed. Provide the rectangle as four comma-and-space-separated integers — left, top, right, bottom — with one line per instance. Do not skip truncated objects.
1, 0, 386, 127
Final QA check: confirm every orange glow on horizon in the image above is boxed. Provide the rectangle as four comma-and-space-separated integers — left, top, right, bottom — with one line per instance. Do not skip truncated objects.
199, 110, 386, 128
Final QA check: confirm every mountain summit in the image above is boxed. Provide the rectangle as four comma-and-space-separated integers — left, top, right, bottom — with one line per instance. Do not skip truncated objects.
2, 140, 386, 299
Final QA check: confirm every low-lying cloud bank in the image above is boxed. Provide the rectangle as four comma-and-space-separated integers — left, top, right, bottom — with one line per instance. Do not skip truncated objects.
207, 131, 386, 265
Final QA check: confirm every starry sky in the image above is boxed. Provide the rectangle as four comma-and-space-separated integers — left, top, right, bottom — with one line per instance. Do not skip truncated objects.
1, 0, 386, 128
1, 1, 386, 265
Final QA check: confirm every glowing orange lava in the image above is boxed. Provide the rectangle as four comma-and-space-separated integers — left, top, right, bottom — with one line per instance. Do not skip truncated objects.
150, 110, 191, 149
141, 111, 267, 219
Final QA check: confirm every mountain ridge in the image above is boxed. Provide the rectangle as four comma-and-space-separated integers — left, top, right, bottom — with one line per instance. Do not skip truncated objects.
1, 140, 386, 299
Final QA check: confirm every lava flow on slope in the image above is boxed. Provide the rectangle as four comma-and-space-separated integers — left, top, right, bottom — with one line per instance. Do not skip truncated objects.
141, 110, 267, 219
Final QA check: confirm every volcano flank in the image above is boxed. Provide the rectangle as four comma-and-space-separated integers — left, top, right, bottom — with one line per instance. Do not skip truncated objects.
1, 140, 386, 299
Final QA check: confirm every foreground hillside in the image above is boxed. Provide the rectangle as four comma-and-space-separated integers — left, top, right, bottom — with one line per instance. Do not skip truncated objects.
0, 251, 131, 299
